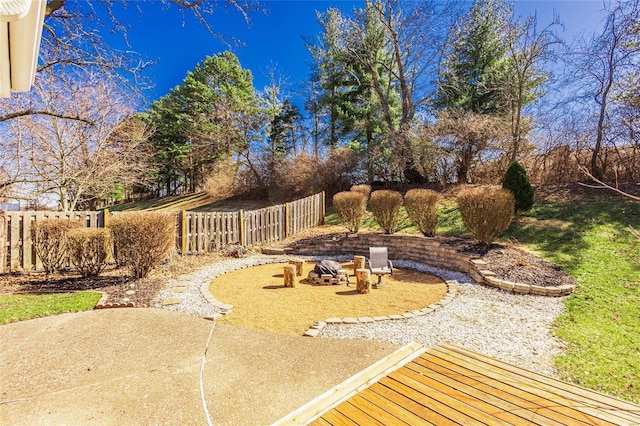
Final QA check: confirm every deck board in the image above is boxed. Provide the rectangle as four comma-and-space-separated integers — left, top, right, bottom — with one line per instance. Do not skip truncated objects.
421, 349, 611, 425
277, 342, 640, 425
436, 343, 640, 424
355, 388, 429, 425
431, 344, 636, 425
368, 382, 454, 425
333, 400, 385, 425
402, 361, 544, 425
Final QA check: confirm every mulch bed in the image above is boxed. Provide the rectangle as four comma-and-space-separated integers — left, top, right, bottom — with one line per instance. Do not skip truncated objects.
440, 238, 575, 288
0, 267, 166, 307
0, 253, 224, 307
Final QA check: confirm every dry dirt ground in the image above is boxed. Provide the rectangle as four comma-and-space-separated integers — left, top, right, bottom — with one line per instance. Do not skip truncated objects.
210, 260, 448, 335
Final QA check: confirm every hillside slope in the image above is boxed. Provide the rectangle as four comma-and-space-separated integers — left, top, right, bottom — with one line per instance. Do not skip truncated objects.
106, 192, 272, 212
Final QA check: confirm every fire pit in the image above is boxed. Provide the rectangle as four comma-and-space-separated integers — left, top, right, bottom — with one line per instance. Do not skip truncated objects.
307, 260, 349, 285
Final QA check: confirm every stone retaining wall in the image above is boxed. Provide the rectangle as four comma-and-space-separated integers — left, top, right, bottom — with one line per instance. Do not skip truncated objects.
286, 233, 574, 297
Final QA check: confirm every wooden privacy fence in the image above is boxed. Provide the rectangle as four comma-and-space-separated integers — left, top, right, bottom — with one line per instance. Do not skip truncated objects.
0, 210, 104, 273
0, 192, 325, 272
181, 192, 325, 255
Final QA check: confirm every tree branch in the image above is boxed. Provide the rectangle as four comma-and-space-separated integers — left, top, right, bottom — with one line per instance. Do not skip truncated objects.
0, 110, 95, 125
577, 165, 640, 201
45, 0, 67, 16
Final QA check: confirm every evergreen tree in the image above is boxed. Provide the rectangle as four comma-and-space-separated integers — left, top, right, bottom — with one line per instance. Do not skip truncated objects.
269, 100, 301, 159
308, 2, 401, 181
436, 0, 512, 114
147, 52, 259, 194
502, 161, 534, 213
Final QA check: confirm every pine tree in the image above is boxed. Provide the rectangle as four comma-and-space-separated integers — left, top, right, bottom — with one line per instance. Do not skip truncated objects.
435, 0, 512, 115
502, 161, 534, 213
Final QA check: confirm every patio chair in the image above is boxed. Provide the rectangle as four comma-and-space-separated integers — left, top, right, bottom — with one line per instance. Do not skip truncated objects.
367, 247, 393, 286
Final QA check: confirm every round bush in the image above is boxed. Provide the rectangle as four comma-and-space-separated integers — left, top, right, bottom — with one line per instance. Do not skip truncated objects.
350, 184, 372, 200
404, 188, 440, 237
31, 219, 84, 274
67, 228, 112, 277
502, 161, 534, 213
369, 190, 403, 234
333, 191, 367, 233
109, 212, 176, 278
457, 186, 515, 245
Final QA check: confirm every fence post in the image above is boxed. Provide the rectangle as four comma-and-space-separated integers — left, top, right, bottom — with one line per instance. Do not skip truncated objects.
321, 191, 325, 225
284, 202, 290, 238
103, 209, 110, 228
239, 209, 245, 246
181, 210, 187, 255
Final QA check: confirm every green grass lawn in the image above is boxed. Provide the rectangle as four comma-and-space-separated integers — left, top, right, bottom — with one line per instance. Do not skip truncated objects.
0, 291, 101, 325
508, 199, 640, 404
328, 196, 640, 403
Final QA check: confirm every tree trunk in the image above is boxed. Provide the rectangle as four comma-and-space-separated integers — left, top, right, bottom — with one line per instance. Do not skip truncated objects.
355, 268, 371, 294
353, 256, 366, 275
591, 96, 610, 181
288, 259, 304, 276
283, 264, 296, 288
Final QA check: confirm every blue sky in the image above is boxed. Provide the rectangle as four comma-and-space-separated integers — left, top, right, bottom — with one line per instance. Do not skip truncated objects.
101, 1, 606, 106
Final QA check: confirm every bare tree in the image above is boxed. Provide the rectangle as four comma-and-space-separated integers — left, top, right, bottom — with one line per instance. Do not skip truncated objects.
502, 15, 559, 163
0, 0, 262, 124
308, 0, 458, 182
427, 109, 511, 183
0, 70, 152, 211
564, 0, 640, 180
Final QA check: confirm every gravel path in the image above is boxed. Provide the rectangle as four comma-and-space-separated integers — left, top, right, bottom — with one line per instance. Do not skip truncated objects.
152, 255, 292, 318
320, 260, 566, 377
153, 256, 566, 377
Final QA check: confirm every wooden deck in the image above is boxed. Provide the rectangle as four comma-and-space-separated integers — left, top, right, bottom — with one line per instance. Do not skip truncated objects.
275, 342, 640, 425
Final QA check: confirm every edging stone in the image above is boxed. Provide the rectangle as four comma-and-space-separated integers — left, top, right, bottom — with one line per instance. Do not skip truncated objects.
302, 279, 459, 337
94, 291, 136, 309
470, 261, 575, 297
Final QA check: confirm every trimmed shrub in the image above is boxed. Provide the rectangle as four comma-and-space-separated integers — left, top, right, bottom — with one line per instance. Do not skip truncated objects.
109, 212, 176, 279
67, 228, 112, 277
404, 188, 440, 237
457, 186, 515, 245
32, 219, 84, 273
502, 161, 534, 213
333, 191, 367, 233
350, 184, 372, 200
369, 190, 403, 234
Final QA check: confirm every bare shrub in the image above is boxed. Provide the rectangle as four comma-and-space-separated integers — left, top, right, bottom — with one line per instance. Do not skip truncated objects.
333, 191, 367, 233
404, 188, 441, 237
318, 148, 362, 196
350, 184, 372, 200
203, 158, 239, 202
67, 228, 112, 277
457, 186, 515, 245
110, 212, 176, 278
32, 219, 84, 273
369, 190, 403, 234
268, 154, 323, 202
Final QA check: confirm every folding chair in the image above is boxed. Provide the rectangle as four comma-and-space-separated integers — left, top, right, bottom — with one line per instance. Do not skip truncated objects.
367, 247, 393, 286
